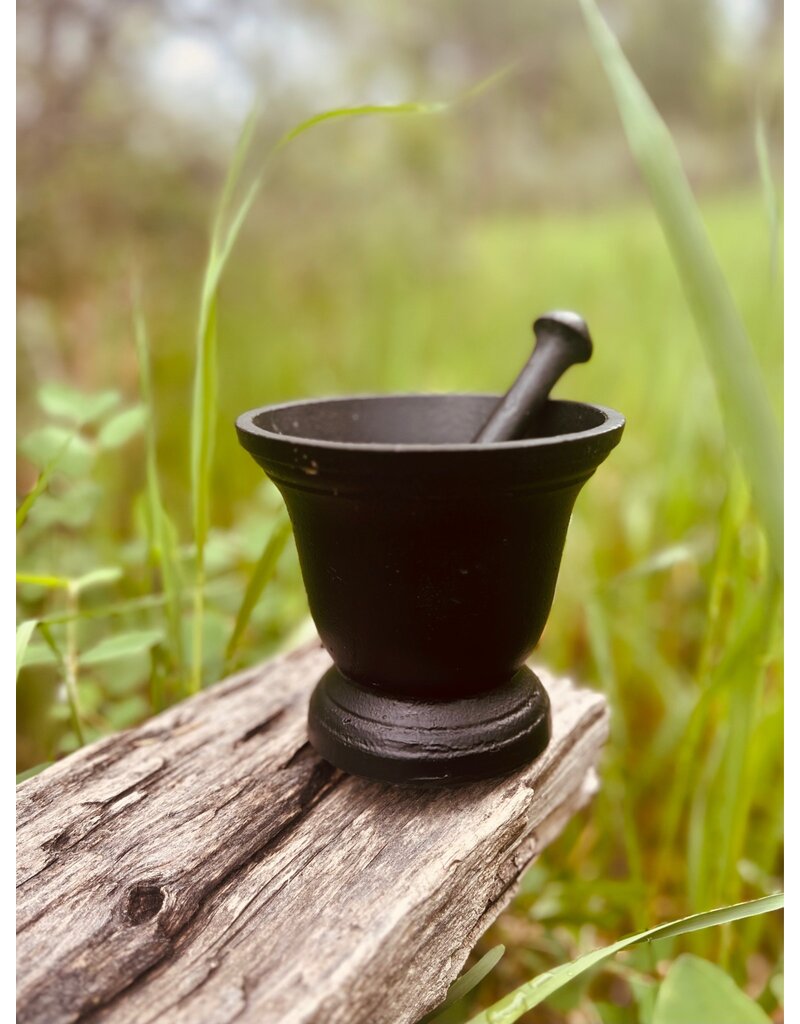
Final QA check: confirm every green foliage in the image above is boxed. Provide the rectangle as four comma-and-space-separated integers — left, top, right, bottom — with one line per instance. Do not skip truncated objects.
579, 0, 782, 568
21, 427, 92, 477
466, 895, 782, 1023
755, 108, 781, 283
133, 284, 186, 697
225, 514, 292, 666
16, 61, 782, 1024
652, 955, 771, 1024
16, 762, 53, 784
16, 620, 39, 680
79, 630, 163, 667
419, 947, 506, 1024
189, 95, 459, 692
38, 384, 120, 426
97, 406, 147, 449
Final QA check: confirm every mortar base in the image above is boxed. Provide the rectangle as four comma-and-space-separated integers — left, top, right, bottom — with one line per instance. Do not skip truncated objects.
307, 664, 551, 785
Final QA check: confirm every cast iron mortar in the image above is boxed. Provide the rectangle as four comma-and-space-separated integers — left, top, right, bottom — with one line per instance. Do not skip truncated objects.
236, 317, 624, 784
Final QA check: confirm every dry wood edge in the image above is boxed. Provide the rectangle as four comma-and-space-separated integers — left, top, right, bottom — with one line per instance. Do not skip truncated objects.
17, 640, 609, 1024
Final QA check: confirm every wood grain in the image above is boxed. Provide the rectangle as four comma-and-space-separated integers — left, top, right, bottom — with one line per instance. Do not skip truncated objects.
17, 640, 608, 1024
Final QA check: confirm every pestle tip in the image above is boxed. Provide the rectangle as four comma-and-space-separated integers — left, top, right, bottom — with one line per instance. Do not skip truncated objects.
533, 311, 593, 364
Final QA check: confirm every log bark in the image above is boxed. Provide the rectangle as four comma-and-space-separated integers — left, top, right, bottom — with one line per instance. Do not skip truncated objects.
17, 640, 608, 1024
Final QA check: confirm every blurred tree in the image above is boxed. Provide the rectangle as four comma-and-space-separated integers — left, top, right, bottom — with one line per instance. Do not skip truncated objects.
16, 0, 783, 388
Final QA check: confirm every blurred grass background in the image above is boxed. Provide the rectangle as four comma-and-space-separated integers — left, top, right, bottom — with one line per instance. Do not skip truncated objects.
17, 1, 783, 1021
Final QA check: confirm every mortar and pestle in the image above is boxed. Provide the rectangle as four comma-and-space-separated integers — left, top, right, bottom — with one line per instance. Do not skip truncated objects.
236, 311, 624, 784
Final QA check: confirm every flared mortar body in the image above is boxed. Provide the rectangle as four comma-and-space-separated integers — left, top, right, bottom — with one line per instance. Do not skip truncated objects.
237, 393, 624, 701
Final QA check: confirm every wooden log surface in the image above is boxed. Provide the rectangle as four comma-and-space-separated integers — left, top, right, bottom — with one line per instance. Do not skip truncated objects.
17, 640, 609, 1024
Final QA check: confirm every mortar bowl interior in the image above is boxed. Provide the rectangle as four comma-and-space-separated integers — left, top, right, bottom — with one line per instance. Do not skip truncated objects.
236, 393, 624, 700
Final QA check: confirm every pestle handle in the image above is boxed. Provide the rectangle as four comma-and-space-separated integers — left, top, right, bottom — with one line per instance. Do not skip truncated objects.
472, 311, 593, 444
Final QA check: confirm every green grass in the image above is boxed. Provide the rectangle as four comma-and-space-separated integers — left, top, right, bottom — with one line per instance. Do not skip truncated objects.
16, 4, 783, 1007
17, 181, 782, 1019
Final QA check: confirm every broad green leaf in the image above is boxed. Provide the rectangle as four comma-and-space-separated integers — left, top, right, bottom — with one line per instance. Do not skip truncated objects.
16, 620, 39, 679
466, 894, 783, 1023
418, 945, 505, 1024
579, 0, 782, 569
16, 762, 54, 784
73, 566, 123, 593
97, 406, 147, 448
38, 383, 120, 425
652, 955, 771, 1024
21, 426, 93, 477
225, 515, 292, 663
80, 629, 163, 667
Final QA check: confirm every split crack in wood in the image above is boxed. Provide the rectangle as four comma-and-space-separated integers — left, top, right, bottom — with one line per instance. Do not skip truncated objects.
17, 641, 609, 1024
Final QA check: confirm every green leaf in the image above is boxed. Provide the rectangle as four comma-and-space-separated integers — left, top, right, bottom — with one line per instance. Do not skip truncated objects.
38, 383, 120, 425
17, 762, 54, 784
225, 515, 293, 663
73, 566, 123, 593
418, 945, 505, 1024
97, 406, 147, 448
21, 426, 93, 477
21, 642, 59, 669
652, 955, 771, 1024
80, 629, 163, 667
578, 0, 783, 569
16, 434, 74, 530
16, 620, 39, 679
465, 894, 783, 1024
27, 489, 103, 533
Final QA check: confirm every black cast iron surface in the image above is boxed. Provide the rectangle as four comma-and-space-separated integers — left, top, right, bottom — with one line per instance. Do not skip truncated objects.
236, 393, 624, 783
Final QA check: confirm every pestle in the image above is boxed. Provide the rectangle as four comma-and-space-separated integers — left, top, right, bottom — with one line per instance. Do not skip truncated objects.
472, 310, 593, 443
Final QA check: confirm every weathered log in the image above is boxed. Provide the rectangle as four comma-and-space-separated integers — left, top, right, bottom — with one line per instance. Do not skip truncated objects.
17, 640, 609, 1024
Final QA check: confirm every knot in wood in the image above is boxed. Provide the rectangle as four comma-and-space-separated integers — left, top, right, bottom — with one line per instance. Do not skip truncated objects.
124, 882, 166, 925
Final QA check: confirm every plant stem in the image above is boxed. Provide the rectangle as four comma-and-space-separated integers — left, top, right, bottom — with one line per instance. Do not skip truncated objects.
65, 583, 85, 745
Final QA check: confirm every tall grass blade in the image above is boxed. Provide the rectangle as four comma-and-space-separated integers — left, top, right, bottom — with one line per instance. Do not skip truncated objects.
225, 514, 292, 665
465, 894, 783, 1023
578, 0, 783, 568
37, 577, 236, 626
755, 108, 780, 283
585, 594, 646, 927
132, 281, 186, 687
418, 945, 505, 1024
190, 288, 218, 692
273, 101, 447, 153
65, 583, 85, 745
189, 86, 494, 690
37, 622, 66, 676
